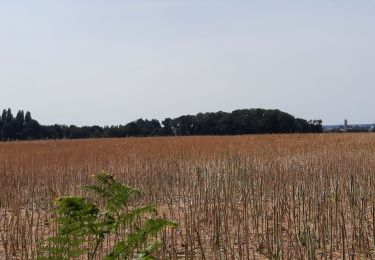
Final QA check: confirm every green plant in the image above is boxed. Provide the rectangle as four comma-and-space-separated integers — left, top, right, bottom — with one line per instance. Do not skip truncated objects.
38, 172, 177, 259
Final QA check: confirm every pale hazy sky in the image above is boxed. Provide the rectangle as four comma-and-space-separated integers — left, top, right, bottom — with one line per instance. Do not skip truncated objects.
1, 0, 374, 126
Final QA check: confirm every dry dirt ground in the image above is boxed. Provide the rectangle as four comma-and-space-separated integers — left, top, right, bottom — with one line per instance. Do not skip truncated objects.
1, 134, 375, 259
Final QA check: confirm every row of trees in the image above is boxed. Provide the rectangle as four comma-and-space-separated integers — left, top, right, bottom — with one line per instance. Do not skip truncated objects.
0, 108, 43, 140
0, 108, 322, 141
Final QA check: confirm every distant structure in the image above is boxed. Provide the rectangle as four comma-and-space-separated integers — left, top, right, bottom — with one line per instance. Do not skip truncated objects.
323, 119, 375, 133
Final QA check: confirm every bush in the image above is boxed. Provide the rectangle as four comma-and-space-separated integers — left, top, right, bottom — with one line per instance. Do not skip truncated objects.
38, 172, 177, 259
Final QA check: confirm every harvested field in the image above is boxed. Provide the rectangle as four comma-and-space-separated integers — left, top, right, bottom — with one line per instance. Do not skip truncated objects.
1, 133, 375, 259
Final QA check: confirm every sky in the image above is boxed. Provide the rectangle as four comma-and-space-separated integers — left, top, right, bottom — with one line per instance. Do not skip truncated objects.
1, 0, 374, 126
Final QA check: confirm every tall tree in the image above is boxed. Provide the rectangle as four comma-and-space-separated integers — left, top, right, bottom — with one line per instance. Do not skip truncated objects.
14, 110, 25, 139
23, 118, 42, 140
0, 113, 4, 140
3, 108, 15, 140
1, 109, 6, 123
5, 108, 13, 123
161, 118, 174, 136
25, 111, 32, 124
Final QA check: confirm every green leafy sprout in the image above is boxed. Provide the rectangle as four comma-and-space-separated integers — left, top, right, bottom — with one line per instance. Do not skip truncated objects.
38, 172, 177, 259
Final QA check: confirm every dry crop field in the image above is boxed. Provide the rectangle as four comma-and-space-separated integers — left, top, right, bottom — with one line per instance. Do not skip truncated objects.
0, 133, 375, 259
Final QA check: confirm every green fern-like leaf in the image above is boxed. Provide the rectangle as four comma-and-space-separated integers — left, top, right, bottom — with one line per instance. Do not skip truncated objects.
83, 185, 110, 199
38, 172, 177, 260
94, 172, 116, 185
116, 205, 157, 227
108, 218, 177, 258
135, 240, 162, 259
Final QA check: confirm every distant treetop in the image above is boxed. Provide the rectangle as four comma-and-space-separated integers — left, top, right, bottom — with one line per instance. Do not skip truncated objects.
0, 108, 322, 141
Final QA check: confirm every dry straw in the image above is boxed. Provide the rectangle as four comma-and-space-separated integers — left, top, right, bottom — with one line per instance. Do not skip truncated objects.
0, 134, 374, 258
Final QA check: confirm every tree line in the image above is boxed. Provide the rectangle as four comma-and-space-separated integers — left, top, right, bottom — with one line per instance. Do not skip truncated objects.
0, 108, 322, 141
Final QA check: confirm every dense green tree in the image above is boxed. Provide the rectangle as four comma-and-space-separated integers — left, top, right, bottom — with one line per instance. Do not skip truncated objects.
25, 111, 32, 124
259, 110, 278, 133
123, 122, 140, 136
173, 115, 196, 135
309, 120, 323, 133
5, 108, 13, 123
0, 107, 323, 141
149, 119, 162, 136
3, 108, 15, 140
161, 118, 174, 136
0, 114, 4, 140
14, 110, 25, 139
23, 119, 42, 140
89, 125, 104, 138
15, 110, 25, 125
1, 109, 6, 122
47, 124, 65, 139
